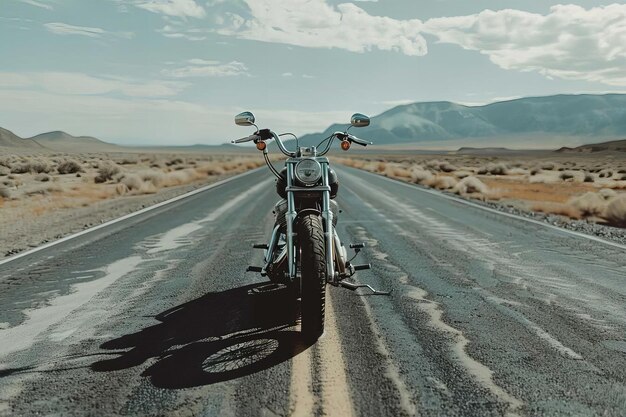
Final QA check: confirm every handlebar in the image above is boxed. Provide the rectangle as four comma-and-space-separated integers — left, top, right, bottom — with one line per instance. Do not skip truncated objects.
232, 129, 371, 157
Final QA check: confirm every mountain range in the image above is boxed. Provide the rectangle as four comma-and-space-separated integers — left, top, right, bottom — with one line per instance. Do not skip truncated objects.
0, 127, 246, 153
2, 94, 626, 151
300, 94, 626, 148
0, 128, 119, 152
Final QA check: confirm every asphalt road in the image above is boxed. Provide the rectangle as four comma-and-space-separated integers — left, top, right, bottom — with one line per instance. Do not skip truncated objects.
1, 165, 626, 417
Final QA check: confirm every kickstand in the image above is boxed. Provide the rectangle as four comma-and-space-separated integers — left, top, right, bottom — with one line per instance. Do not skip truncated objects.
339, 280, 391, 295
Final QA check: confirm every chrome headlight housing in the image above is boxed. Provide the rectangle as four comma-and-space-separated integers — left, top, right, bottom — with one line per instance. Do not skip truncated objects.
294, 158, 322, 185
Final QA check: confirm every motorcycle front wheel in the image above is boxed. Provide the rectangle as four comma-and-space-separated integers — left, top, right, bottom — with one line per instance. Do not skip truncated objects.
297, 214, 326, 341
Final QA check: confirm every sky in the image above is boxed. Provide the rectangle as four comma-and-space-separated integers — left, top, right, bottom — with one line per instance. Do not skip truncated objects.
1, 0, 626, 145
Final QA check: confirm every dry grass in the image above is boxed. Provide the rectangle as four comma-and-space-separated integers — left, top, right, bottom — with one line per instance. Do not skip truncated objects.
0, 152, 264, 221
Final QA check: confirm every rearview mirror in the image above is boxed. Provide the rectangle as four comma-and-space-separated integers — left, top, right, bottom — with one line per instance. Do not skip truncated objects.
235, 111, 255, 126
350, 113, 370, 127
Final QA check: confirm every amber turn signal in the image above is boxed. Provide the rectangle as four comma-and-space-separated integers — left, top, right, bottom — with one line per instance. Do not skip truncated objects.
341, 140, 351, 151
256, 141, 266, 151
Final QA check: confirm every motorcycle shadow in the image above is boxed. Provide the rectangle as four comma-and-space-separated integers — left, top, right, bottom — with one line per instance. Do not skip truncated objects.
91, 282, 311, 388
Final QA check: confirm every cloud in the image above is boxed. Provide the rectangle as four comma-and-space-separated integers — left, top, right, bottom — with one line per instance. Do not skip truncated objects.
44, 22, 105, 38
422, 4, 626, 86
212, 0, 427, 56
162, 61, 249, 77
157, 24, 207, 40
0, 72, 186, 98
207, 1, 626, 87
18, 0, 53, 10
44, 22, 134, 39
127, 0, 206, 18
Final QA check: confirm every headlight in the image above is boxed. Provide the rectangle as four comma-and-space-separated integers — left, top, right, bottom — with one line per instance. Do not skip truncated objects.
294, 159, 322, 185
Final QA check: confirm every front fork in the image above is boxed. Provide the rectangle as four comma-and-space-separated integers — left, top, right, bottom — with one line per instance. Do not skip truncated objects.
320, 163, 336, 283
284, 162, 335, 282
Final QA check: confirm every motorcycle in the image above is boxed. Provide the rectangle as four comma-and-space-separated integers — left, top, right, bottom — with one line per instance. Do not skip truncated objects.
232, 111, 388, 340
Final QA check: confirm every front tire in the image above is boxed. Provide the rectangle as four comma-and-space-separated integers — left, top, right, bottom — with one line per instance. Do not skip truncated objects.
297, 214, 326, 340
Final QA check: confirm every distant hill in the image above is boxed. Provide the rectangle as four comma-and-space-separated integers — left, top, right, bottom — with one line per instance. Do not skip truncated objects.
28, 131, 120, 152
0, 127, 45, 149
556, 139, 626, 153
300, 94, 626, 148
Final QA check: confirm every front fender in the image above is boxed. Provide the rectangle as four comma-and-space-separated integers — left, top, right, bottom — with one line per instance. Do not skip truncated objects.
294, 208, 322, 226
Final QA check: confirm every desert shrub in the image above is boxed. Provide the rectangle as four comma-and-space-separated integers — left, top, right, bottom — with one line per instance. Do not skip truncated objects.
507, 167, 527, 175
165, 157, 184, 166
452, 176, 488, 195
243, 160, 261, 170
95, 163, 121, 183
454, 171, 472, 179
121, 174, 143, 191
605, 195, 626, 226
0, 187, 10, 199
30, 159, 51, 173
164, 169, 198, 186
118, 157, 137, 165
2, 179, 14, 187
541, 162, 555, 170
425, 160, 443, 170
115, 183, 129, 195
10, 162, 30, 174
383, 163, 412, 179
559, 171, 575, 181
583, 173, 595, 183
139, 170, 164, 187
198, 164, 226, 176
439, 162, 458, 173
58, 160, 83, 174
34, 173, 50, 182
599, 189, 617, 200
530, 167, 541, 176
0, 166, 9, 176
427, 176, 458, 190
137, 182, 157, 194
618, 169, 626, 174
569, 192, 606, 217
478, 163, 508, 175
410, 167, 433, 184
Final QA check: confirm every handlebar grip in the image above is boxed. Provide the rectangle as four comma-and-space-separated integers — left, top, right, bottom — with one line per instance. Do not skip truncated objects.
232, 134, 261, 144
349, 134, 372, 146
